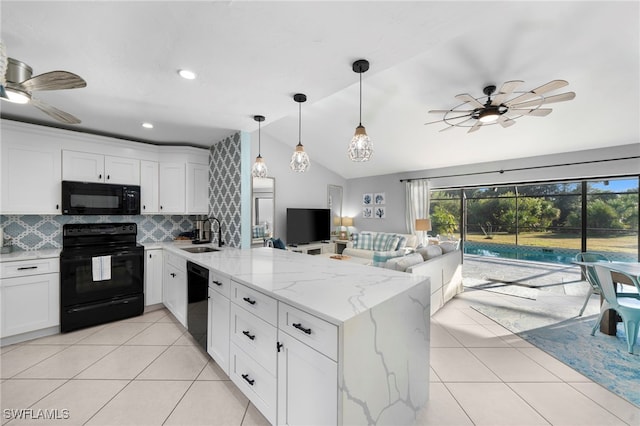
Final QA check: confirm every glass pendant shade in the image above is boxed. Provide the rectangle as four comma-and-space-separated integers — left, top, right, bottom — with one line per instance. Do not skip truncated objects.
290, 143, 310, 172
347, 124, 373, 162
251, 155, 268, 178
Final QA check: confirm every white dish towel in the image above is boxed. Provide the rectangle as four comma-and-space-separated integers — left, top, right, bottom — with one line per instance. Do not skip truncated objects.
92, 255, 112, 281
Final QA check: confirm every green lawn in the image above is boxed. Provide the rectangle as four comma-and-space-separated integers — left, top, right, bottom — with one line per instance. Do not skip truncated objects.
465, 231, 637, 254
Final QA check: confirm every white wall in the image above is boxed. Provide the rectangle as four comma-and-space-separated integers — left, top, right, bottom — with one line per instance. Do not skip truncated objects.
251, 131, 346, 244
344, 143, 640, 234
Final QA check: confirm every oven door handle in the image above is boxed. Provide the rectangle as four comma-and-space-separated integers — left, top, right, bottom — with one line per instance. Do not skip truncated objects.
65, 295, 139, 313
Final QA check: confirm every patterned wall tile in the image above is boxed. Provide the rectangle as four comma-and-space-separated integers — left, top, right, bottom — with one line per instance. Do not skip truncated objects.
0, 214, 196, 251
210, 132, 242, 248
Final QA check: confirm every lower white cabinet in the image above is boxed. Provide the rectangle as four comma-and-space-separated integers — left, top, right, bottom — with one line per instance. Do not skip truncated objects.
0, 258, 60, 339
145, 249, 163, 306
162, 252, 187, 327
277, 330, 338, 426
207, 286, 230, 374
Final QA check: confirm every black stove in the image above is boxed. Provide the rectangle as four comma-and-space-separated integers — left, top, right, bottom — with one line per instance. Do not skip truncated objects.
60, 223, 144, 332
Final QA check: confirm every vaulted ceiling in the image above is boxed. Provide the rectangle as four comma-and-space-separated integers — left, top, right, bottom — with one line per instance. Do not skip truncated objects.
1, 1, 638, 179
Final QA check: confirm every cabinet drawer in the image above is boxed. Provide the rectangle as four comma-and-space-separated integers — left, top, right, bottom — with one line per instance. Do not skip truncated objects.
230, 303, 277, 373
231, 280, 277, 326
209, 269, 231, 298
278, 302, 338, 362
164, 251, 185, 271
0, 258, 59, 279
229, 343, 276, 425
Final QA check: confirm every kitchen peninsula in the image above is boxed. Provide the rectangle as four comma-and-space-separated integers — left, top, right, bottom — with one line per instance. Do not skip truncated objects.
165, 244, 430, 425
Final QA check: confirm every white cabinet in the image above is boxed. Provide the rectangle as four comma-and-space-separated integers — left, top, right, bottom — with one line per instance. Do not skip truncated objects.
140, 160, 160, 214
144, 248, 163, 306
62, 150, 140, 185
162, 251, 187, 327
159, 162, 186, 213
186, 162, 209, 214
0, 257, 60, 339
1, 138, 61, 214
207, 286, 230, 374
287, 242, 335, 255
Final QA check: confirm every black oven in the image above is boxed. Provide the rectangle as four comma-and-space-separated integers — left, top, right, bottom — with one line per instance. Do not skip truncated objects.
60, 223, 144, 332
62, 181, 141, 215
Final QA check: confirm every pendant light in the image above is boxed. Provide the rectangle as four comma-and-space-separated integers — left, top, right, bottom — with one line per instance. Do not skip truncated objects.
347, 59, 373, 162
251, 115, 268, 178
290, 93, 310, 172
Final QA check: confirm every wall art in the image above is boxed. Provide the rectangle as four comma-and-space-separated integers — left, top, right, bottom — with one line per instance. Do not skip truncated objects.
374, 192, 386, 205
362, 193, 373, 205
375, 207, 386, 219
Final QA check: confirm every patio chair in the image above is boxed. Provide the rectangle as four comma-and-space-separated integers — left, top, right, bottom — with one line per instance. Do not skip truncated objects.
575, 252, 610, 316
592, 265, 640, 354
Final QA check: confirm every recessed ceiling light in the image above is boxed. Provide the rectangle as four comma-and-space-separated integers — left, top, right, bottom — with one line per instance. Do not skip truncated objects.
178, 69, 197, 80
142, 122, 154, 129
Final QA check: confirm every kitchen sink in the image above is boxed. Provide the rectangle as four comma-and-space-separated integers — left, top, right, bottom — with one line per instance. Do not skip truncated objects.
181, 246, 219, 254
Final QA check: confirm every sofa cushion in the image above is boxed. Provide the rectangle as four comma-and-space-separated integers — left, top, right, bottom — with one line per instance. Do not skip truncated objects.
416, 245, 442, 260
342, 247, 375, 260
384, 253, 424, 272
372, 233, 396, 251
372, 250, 405, 267
353, 232, 375, 250
439, 241, 460, 253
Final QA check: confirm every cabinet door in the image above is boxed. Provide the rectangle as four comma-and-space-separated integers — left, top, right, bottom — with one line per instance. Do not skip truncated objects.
62, 150, 104, 182
207, 287, 230, 374
0, 273, 60, 338
159, 162, 186, 213
140, 160, 160, 214
145, 249, 163, 306
104, 156, 140, 185
162, 262, 187, 327
277, 331, 338, 426
1, 140, 62, 214
186, 162, 209, 214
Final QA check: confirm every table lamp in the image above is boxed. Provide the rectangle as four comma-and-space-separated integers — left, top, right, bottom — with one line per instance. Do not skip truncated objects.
341, 217, 353, 240
415, 218, 432, 246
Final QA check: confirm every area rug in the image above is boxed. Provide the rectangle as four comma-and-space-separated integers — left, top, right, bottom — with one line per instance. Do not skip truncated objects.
472, 304, 640, 407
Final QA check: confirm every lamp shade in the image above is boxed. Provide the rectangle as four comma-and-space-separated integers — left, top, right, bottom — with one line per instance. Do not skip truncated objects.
415, 218, 432, 231
341, 217, 353, 227
333, 216, 342, 226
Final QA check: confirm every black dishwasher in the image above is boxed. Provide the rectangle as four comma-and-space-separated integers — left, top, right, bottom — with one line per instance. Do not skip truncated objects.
187, 261, 209, 351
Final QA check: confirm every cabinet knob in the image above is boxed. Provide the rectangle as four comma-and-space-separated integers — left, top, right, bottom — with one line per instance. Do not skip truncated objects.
160, 205, 163, 210
170, 272, 176, 278
242, 330, 256, 341
143, 205, 146, 210
212, 280, 223, 286
99, 174, 102, 179
107, 175, 110, 180
242, 297, 256, 305
56, 204, 59, 210
241, 374, 255, 386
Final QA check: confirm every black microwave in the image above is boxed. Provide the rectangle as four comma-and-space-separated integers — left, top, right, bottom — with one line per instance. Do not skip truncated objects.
62, 181, 141, 215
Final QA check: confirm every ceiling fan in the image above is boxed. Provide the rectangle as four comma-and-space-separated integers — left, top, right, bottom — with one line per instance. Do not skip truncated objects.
425, 80, 575, 133
0, 52, 87, 124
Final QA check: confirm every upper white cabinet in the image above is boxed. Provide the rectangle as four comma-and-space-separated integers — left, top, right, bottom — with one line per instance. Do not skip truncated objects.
1, 137, 62, 214
159, 162, 186, 214
186, 162, 209, 214
140, 160, 160, 214
62, 150, 140, 185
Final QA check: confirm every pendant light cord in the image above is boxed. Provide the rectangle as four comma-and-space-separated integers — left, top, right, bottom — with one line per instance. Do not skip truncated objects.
258, 120, 262, 156
358, 69, 363, 126
298, 101, 302, 144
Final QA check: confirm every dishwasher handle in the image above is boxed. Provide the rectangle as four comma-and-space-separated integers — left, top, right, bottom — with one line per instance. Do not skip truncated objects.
186, 261, 209, 279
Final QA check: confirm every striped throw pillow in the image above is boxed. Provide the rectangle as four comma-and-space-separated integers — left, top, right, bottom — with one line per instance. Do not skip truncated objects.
372, 250, 405, 267
354, 232, 374, 250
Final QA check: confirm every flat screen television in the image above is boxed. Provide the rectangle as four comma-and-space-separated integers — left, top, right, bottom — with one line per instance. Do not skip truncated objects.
286, 208, 331, 245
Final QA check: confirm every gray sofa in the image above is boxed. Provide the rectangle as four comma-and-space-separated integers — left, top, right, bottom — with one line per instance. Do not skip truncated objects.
342, 232, 463, 315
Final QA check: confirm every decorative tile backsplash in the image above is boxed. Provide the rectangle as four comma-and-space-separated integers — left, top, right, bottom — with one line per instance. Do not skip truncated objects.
0, 215, 196, 251
209, 132, 242, 248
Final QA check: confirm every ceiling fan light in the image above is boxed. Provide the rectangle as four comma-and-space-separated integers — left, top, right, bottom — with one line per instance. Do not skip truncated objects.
290, 143, 310, 173
3, 87, 30, 104
478, 109, 500, 123
348, 125, 373, 162
178, 69, 197, 80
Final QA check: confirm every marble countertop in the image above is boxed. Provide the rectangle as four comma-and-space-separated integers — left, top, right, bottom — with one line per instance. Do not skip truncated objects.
0, 248, 61, 262
162, 242, 429, 325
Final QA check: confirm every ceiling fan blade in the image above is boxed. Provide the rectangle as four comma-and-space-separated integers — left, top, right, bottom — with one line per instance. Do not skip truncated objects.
21, 71, 86, 92
497, 115, 516, 128
492, 80, 524, 105
468, 120, 482, 133
454, 93, 484, 108
428, 109, 474, 114
505, 80, 569, 106
509, 92, 576, 109
30, 97, 81, 124
507, 107, 553, 117
424, 113, 472, 125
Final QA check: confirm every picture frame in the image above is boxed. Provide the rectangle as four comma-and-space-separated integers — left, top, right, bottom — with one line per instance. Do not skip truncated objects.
339, 230, 348, 240
362, 207, 373, 218
375, 207, 386, 219
374, 192, 386, 205
362, 193, 373, 205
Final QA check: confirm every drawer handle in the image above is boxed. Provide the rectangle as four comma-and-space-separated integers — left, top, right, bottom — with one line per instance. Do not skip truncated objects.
212, 280, 223, 286
170, 273, 176, 278
241, 374, 255, 386
242, 297, 256, 305
242, 330, 255, 341
292, 323, 312, 335
17, 266, 38, 271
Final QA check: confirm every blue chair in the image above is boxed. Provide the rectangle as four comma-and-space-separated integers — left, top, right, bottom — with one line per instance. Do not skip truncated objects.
592, 265, 640, 353
575, 252, 610, 316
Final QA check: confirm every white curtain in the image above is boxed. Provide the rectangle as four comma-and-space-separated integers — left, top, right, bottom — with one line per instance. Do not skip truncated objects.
405, 179, 431, 235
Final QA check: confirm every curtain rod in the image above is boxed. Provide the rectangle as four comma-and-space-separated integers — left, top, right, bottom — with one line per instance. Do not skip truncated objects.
399, 155, 640, 183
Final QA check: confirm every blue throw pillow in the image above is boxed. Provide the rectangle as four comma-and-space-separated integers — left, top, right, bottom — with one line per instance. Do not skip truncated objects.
372, 250, 404, 267
273, 238, 286, 250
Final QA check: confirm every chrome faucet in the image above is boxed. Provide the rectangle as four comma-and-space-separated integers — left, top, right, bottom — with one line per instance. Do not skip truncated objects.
209, 216, 224, 248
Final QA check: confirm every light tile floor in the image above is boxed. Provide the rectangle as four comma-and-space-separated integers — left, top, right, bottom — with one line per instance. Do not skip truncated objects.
2, 276, 640, 425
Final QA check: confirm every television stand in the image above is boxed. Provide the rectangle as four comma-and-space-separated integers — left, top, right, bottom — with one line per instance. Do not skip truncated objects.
286, 242, 335, 256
